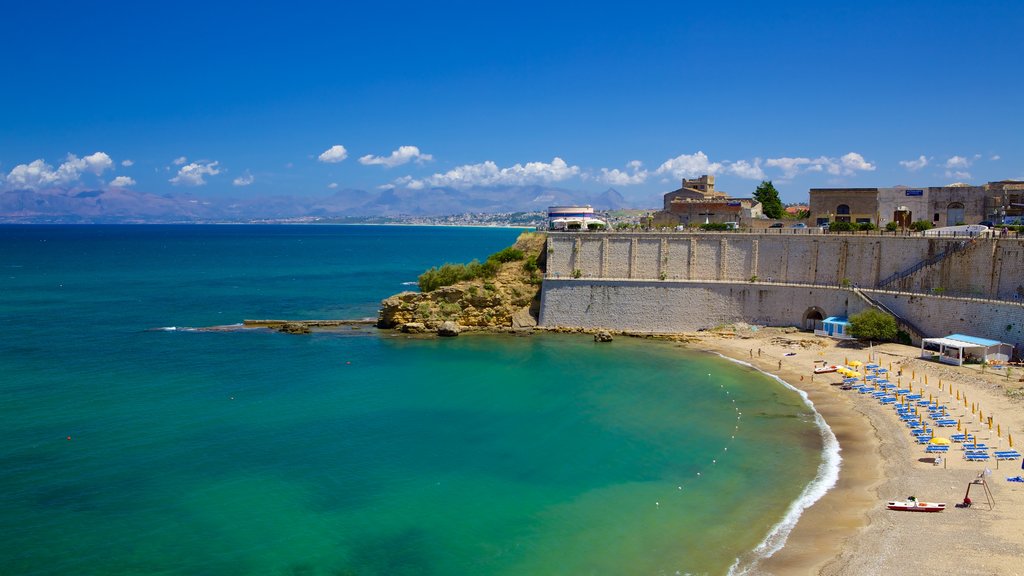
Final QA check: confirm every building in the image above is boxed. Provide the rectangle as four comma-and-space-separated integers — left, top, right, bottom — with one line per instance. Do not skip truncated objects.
651, 175, 763, 227
547, 205, 606, 230
809, 180, 1023, 228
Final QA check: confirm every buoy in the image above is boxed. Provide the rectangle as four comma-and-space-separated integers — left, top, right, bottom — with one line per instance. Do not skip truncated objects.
66, 436, 71, 441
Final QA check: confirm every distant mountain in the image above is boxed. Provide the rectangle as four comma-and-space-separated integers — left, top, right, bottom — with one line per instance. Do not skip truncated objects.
0, 184, 651, 223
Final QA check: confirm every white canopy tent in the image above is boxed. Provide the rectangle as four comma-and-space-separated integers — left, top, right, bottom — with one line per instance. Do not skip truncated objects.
920, 333, 1014, 366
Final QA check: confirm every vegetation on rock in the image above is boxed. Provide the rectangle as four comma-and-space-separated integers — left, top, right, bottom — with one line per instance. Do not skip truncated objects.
378, 232, 547, 331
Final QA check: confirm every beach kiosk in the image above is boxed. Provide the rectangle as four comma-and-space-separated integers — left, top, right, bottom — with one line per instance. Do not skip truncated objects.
815, 316, 853, 340
920, 333, 1015, 366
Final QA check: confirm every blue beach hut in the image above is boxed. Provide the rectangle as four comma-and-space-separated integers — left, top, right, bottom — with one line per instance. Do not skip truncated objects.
816, 316, 853, 340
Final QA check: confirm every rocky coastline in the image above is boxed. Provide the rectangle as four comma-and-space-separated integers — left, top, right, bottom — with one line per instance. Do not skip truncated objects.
375, 231, 547, 336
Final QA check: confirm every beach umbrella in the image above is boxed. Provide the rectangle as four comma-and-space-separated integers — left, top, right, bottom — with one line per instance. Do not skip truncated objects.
997, 424, 1001, 437
925, 375, 929, 385
930, 428, 935, 439
939, 379, 943, 391
850, 360, 862, 367
913, 370, 916, 379
957, 419, 962, 431
1010, 433, 1014, 448
929, 437, 950, 445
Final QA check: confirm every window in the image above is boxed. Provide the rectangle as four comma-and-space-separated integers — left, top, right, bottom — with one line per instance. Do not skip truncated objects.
934, 213, 940, 221
836, 204, 851, 215
856, 218, 871, 224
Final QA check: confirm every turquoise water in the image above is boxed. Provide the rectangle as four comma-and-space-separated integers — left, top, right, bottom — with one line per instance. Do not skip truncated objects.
0, 225, 826, 575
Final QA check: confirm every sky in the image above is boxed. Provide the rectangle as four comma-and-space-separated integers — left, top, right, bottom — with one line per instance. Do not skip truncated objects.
1, 0, 1022, 206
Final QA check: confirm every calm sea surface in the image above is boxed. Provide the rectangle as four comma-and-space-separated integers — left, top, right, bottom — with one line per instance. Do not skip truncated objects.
0, 225, 827, 575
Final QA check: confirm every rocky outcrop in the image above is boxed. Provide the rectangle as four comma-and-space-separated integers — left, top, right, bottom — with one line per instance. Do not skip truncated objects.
437, 321, 461, 337
594, 330, 613, 342
377, 232, 546, 332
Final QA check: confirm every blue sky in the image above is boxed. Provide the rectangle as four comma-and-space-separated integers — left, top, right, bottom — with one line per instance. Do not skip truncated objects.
1, 0, 1021, 205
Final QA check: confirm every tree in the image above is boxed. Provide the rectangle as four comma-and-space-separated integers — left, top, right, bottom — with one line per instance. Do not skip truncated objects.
754, 181, 784, 219
848, 309, 899, 342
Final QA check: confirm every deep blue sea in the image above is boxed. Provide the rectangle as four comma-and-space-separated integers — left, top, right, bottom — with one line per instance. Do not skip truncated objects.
0, 225, 833, 575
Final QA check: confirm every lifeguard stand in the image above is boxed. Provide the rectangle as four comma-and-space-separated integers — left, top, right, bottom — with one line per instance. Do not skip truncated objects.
962, 471, 995, 510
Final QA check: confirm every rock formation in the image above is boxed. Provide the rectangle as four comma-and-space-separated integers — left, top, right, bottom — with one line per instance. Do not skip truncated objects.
377, 232, 546, 333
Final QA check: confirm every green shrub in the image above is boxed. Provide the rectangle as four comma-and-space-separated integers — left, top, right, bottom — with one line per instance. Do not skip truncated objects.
829, 221, 855, 232
522, 255, 538, 274
885, 222, 899, 232
848, 309, 899, 342
699, 222, 730, 231
489, 247, 524, 263
858, 222, 877, 231
910, 220, 934, 232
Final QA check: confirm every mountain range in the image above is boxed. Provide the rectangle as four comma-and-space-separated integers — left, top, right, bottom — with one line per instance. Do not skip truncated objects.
0, 185, 641, 223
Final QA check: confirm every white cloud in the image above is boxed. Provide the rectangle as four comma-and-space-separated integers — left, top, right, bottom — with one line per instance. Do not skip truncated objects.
318, 145, 348, 163
172, 156, 188, 166
109, 176, 136, 188
945, 170, 971, 181
3, 151, 114, 190
763, 152, 874, 178
169, 161, 220, 186
991, 154, 1001, 161
395, 157, 580, 189
654, 151, 723, 179
232, 171, 254, 186
121, 159, 134, 167
359, 145, 433, 168
727, 158, 765, 180
327, 182, 339, 189
764, 157, 813, 179
898, 155, 929, 171
596, 160, 648, 185
840, 152, 875, 172
945, 155, 970, 169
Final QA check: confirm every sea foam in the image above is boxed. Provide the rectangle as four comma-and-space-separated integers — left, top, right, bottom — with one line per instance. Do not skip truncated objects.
720, 356, 842, 576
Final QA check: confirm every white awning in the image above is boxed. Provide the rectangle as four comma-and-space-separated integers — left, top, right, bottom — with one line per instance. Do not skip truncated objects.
921, 337, 982, 350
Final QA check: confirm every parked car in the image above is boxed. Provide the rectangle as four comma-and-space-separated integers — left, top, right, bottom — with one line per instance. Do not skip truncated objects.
791, 223, 807, 229
769, 222, 785, 228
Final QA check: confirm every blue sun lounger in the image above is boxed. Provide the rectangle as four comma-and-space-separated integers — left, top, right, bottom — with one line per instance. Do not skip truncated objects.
951, 434, 975, 443
926, 445, 949, 453
965, 451, 990, 461
961, 443, 989, 451
934, 420, 957, 427
994, 451, 1021, 460
879, 397, 897, 404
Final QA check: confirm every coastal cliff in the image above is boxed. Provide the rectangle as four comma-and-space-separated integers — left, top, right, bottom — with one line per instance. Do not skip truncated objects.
377, 231, 547, 333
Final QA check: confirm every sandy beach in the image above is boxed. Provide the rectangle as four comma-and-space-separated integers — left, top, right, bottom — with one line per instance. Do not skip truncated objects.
692, 327, 1024, 575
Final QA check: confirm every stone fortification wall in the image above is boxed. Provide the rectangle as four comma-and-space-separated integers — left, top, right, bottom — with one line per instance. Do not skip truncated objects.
539, 280, 868, 333
546, 232, 1024, 300
539, 280, 1024, 353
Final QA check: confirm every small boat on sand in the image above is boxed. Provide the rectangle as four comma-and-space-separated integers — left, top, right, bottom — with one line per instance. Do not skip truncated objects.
886, 498, 946, 512
813, 364, 840, 374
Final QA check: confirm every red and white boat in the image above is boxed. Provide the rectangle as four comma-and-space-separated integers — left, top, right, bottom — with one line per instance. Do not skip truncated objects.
813, 364, 840, 374
886, 499, 946, 512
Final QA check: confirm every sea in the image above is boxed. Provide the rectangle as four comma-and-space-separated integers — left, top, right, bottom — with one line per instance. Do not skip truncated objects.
0, 224, 837, 576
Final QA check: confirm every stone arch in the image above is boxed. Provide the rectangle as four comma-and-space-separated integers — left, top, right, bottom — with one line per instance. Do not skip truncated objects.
835, 204, 851, 223
946, 202, 965, 226
802, 306, 826, 331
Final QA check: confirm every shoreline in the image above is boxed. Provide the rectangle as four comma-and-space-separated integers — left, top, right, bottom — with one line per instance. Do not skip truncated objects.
693, 329, 1024, 575
265, 321, 1024, 572
697, 337, 883, 575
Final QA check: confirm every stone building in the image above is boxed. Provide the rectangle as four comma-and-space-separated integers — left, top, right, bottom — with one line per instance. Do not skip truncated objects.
652, 175, 763, 227
809, 180, 1021, 228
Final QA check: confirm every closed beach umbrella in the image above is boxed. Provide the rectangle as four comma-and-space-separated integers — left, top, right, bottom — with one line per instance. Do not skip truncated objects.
1010, 433, 1014, 448
957, 419, 962, 431
925, 375, 929, 385
929, 437, 951, 445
